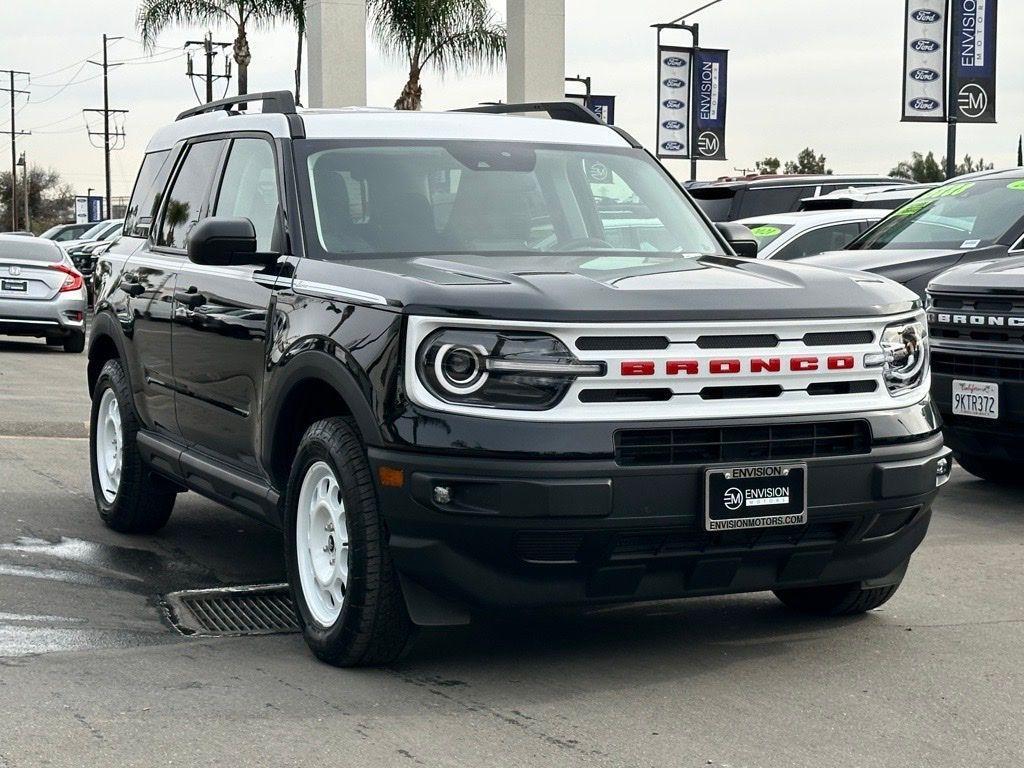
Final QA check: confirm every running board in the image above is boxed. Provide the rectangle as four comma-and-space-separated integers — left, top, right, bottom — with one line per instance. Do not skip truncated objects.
137, 430, 282, 526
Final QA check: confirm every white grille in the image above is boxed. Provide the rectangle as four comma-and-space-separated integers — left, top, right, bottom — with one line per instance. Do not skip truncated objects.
404, 314, 930, 422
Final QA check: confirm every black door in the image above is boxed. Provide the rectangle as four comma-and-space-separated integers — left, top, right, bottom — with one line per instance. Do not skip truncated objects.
172, 136, 289, 475
125, 140, 225, 436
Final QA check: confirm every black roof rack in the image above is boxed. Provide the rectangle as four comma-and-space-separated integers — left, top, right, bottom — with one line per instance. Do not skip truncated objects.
176, 90, 297, 122
453, 101, 604, 125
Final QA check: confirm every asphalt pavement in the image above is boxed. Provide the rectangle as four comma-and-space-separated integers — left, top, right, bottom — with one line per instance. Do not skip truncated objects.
0, 334, 1022, 767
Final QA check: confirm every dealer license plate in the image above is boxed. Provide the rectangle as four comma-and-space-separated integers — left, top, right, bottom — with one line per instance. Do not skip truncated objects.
1, 279, 27, 292
704, 463, 807, 532
952, 379, 998, 420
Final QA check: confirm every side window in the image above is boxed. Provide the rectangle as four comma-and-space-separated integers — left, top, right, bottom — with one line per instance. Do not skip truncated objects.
773, 222, 864, 260
156, 140, 225, 249
741, 187, 811, 218
123, 150, 172, 238
214, 138, 281, 252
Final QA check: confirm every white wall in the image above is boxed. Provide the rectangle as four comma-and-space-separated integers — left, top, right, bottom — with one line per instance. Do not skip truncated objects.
507, 0, 567, 103
306, 0, 367, 108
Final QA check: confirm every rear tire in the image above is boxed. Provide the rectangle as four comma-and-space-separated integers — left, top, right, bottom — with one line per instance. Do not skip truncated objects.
284, 417, 413, 667
773, 579, 903, 616
63, 330, 86, 354
90, 359, 176, 533
954, 451, 1024, 485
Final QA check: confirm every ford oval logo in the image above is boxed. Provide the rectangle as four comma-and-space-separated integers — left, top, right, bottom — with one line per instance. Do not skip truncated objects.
911, 8, 941, 23
662, 120, 685, 131
910, 67, 940, 82
663, 56, 688, 68
911, 38, 941, 53
662, 77, 686, 89
662, 99, 686, 110
661, 141, 685, 152
909, 97, 941, 112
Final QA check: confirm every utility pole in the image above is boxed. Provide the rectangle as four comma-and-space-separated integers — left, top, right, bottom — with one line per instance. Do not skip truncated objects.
0, 69, 29, 231
185, 32, 231, 104
85, 34, 127, 220
18, 152, 28, 231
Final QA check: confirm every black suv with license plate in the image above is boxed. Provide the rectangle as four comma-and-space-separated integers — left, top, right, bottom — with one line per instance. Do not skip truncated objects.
87, 92, 951, 666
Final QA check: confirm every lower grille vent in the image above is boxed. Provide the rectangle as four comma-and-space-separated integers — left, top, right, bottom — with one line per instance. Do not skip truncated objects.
165, 584, 299, 636
932, 351, 1024, 382
514, 532, 585, 564
615, 420, 871, 466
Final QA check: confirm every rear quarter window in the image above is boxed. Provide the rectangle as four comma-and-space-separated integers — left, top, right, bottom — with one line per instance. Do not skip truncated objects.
739, 186, 816, 218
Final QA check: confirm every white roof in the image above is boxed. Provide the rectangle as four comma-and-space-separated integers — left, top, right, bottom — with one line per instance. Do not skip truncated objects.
737, 209, 887, 227
147, 107, 630, 153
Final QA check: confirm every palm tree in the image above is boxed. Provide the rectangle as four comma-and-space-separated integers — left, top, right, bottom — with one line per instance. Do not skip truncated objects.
285, 0, 306, 106
369, 0, 506, 111
137, 0, 290, 96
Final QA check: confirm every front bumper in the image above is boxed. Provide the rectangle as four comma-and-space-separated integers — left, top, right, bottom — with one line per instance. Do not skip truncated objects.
932, 349, 1024, 461
370, 414, 949, 618
0, 290, 87, 338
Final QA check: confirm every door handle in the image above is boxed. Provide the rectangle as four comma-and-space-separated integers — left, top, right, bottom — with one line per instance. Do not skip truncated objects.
122, 280, 145, 297
173, 290, 206, 309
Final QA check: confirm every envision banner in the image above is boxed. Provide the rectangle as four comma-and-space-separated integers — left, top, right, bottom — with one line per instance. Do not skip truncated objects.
656, 46, 692, 158
692, 48, 728, 160
902, 0, 949, 122
950, 0, 997, 123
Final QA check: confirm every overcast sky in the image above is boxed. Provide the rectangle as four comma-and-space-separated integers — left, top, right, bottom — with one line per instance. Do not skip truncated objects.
2, 0, 1022, 199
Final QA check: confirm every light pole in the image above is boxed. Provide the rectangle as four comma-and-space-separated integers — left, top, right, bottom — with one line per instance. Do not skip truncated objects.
16, 152, 28, 231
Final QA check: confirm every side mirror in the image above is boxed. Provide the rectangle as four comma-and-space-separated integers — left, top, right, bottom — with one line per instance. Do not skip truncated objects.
187, 217, 264, 266
716, 222, 759, 258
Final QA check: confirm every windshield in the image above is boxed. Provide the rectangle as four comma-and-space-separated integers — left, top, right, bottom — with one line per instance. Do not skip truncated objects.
742, 222, 794, 250
851, 179, 1024, 251
300, 141, 723, 258
80, 221, 113, 240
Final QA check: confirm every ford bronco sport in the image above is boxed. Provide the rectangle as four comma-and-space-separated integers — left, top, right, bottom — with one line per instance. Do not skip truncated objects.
88, 92, 951, 666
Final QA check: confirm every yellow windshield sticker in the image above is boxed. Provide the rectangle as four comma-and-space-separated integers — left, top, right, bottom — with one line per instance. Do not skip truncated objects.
749, 226, 782, 237
892, 182, 975, 216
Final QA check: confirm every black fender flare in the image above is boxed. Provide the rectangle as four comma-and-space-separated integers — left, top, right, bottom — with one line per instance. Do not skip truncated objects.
87, 310, 132, 394
260, 346, 384, 472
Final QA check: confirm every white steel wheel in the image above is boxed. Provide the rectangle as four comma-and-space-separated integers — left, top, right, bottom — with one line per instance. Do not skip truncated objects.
295, 461, 350, 627
95, 388, 123, 503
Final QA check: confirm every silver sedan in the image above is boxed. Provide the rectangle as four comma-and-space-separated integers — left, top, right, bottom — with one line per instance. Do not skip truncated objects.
0, 234, 88, 353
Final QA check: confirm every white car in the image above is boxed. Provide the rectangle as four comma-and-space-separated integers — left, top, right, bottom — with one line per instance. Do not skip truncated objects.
738, 209, 888, 260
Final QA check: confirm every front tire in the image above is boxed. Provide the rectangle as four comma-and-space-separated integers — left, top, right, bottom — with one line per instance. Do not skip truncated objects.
284, 418, 412, 667
90, 359, 176, 533
773, 579, 903, 616
954, 451, 1024, 485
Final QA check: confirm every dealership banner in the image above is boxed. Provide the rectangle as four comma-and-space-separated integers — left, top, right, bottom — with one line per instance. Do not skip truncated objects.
902, 0, 948, 122
950, 0, 997, 123
656, 46, 692, 158
588, 94, 616, 125
692, 48, 728, 160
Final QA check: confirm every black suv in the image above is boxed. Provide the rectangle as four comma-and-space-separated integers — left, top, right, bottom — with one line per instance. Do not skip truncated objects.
690, 174, 911, 221
928, 252, 1024, 483
88, 93, 951, 666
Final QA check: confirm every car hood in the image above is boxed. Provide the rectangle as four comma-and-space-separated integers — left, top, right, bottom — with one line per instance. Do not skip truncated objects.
795, 247, 976, 273
297, 252, 920, 321
929, 252, 1024, 293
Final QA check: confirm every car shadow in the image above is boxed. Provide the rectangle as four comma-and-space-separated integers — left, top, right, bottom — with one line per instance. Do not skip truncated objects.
0, 338, 62, 354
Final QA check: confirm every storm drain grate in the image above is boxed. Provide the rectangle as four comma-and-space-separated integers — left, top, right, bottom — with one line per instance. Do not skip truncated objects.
164, 583, 299, 636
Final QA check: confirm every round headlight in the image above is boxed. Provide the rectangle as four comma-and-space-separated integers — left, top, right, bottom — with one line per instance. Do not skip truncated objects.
434, 344, 488, 394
